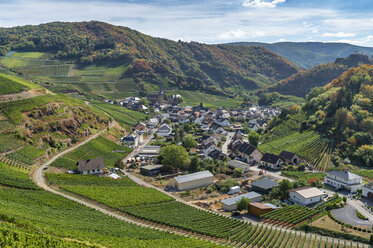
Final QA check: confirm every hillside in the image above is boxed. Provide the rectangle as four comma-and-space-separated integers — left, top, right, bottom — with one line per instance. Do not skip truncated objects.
0, 71, 111, 165
263, 54, 372, 97
262, 65, 373, 169
226, 42, 373, 69
0, 21, 298, 97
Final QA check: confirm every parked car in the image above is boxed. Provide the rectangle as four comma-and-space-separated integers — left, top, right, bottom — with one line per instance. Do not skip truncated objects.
231, 211, 240, 216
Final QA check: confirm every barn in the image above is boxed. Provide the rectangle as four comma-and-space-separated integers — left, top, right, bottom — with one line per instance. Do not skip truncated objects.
169, 170, 214, 191
77, 158, 106, 175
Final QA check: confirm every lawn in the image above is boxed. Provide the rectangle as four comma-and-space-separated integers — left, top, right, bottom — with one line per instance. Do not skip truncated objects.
50, 136, 132, 169
281, 171, 326, 182
352, 169, 373, 179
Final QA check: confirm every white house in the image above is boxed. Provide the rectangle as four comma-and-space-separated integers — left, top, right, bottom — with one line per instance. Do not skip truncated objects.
289, 187, 325, 206
260, 153, 283, 170
221, 192, 262, 211
158, 123, 172, 137
147, 118, 159, 128
169, 171, 214, 191
121, 133, 139, 147
324, 171, 362, 193
362, 182, 373, 198
77, 158, 106, 175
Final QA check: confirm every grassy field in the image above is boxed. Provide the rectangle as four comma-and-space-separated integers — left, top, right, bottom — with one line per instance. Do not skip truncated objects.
352, 169, 373, 179
281, 171, 326, 182
50, 136, 132, 169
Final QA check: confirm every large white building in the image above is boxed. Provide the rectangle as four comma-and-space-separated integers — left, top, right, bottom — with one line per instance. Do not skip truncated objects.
289, 187, 325, 206
324, 171, 362, 193
169, 171, 214, 191
362, 183, 373, 198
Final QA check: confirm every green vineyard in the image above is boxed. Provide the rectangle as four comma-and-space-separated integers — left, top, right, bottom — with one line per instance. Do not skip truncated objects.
45, 173, 370, 247
259, 131, 333, 171
261, 205, 321, 227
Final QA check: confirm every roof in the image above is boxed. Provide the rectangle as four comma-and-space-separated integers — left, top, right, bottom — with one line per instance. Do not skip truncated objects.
227, 160, 250, 169
261, 153, 281, 164
289, 187, 324, 199
122, 134, 137, 141
263, 203, 279, 209
141, 164, 163, 171
249, 202, 272, 210
279, 151, 297, 161
174, 170, 214, 184
77, 158, 106, 172
238, 143, 258, 156
251, 178, 279, 190
159, 123, 172, 131
221, 192, 262, 206
138, 146, 161, 155
327, 171, 362, 181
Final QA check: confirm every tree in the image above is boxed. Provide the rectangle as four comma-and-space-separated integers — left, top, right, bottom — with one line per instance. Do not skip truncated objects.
163, 119, 171, 124
160, 145, 190, 171
183, 135, 197, 149
190, 156, 200, 172
232, 168, 243, 178
279, 179, 293, 199
220, 179, 239, 193
248, 131, 260, 147
236, 198, 251, 212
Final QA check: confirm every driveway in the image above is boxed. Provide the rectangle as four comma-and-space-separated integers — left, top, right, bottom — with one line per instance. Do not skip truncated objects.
332, 204, 373, 227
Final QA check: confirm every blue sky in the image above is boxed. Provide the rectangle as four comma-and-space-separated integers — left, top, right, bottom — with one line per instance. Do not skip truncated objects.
1, 0, 373, 46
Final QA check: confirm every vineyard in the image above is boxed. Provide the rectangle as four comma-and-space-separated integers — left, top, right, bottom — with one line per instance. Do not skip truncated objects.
259, 131, 333, 171
261, 205, 321, 228
92, 102, 149, 126
45, 173, 370, 247
6, 145, 45, 164
0, 94, 56, 124
50, 136, 132, 169
0, 73, 27, 94
0, 161, 36, 189
46, 174, 174, 207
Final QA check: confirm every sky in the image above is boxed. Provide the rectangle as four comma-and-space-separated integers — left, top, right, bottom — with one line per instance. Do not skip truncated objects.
1, 0, 373, 46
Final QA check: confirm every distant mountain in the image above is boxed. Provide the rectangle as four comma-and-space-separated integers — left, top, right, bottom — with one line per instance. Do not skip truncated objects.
225, 42, 373, 69
264, 54, 372, 97
0, 21, 298, 96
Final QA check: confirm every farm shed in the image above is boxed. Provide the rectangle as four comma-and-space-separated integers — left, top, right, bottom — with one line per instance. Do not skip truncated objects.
221, 192, 262, 211
251, 178, 279, 194
77, 158, 106, 175
140, 164, 163, 176
169, 170, 214, 191
227, 160, 250, 172
247, 203, 273, 217
138, 146, 161, 158
289, 187, 325, 206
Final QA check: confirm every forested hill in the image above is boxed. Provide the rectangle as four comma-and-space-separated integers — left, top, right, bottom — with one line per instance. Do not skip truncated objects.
266, 65, 373, 168
226, 41, 373, 69
263, 54, 372, 97
0, 21, 298, 95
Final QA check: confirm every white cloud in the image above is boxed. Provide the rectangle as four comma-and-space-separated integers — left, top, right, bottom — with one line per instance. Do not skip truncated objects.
242, 0, 285, 8
219, 30, 265, 39
322, 32, 356, 38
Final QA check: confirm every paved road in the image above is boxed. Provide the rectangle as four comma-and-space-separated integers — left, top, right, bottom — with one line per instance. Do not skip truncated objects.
332, 205, 373, 227
222, 132, 234, 155
250, 165, 294, 182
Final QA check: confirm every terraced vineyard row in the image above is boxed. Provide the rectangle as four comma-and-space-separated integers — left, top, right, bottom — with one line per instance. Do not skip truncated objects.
0, 155, 30, 169
226, 224, 368, 248
261, 205, 321, 228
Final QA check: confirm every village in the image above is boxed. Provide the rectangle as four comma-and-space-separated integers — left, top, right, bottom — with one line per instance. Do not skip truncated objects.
73, 88, 373, 242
